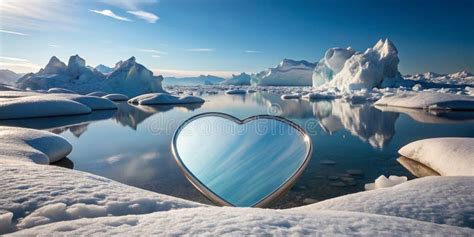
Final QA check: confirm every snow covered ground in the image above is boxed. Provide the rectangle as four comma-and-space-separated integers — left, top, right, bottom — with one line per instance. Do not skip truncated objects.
1, 127, 473, 235
399, 137, 474, 176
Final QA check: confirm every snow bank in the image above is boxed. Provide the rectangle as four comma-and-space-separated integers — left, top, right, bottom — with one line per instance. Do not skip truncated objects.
0, 96, 91, 119
375, 92, 474, 110
103, 93, 129, 101
313, 39, 405, 90
12, 208, 473, 236
252, 59, 316, 86
295, 176, 474, 228
0, 126, 72, 164
364, 175, 407, 190
128, 93, 205, 105
399, 138, 474, 176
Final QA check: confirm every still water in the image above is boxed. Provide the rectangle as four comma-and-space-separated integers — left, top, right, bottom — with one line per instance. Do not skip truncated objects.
2, 92, 474, 208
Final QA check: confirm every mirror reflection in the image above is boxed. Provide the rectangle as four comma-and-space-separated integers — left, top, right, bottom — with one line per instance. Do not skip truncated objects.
174, 114, 312, 207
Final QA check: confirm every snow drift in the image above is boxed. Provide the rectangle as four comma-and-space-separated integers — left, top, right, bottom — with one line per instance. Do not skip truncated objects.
16, 55, 164, 97
252, 59, 316, 86
313, 39, 405, 90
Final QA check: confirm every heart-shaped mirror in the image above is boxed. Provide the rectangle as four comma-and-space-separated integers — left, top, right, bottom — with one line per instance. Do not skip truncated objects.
172, 112, 313, 207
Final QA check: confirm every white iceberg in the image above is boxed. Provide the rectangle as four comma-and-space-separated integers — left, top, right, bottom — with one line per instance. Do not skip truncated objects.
399, 137, 474, 176
16, 55, 164, 97
375, 91, 474, 110
313, 39, 405, 90
128, 93, 205, 105
220, 73, 251, 85
252, 59, 316, 86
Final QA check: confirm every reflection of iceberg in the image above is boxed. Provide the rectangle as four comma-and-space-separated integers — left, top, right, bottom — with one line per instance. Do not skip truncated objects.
397, 156, 439, 178
313, 101, 399, 148
254, 93, 314, 119
375, 106, 474, 124
114, 102, 204, 129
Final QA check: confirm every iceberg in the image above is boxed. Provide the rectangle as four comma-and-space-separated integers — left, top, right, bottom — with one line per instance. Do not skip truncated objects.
375, 91, 474, 110
128, 93, 205, 105
16, 55, 164, 97
313, 39, 405, 90
220, 73, 251, 85
251, 59, 316, 86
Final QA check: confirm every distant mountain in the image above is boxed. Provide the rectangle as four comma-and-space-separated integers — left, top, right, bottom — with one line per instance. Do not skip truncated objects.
405, 70, 474, 86
95, 64, 114, 74
163, 75, 225, 86
220, 73, 251, 85
16, 55, 164, 97
0, 69, 23, 85
251, 59, 316, 86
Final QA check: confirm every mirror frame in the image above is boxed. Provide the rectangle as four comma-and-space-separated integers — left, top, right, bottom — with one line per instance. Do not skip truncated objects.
171, 112, 313, 207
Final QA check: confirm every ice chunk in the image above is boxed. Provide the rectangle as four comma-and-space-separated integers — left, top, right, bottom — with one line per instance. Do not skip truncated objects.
252, 59, 316, 86
225, 89, 247, 95
399, 137, 474, 176
375, 91, 474, 110
128, 93, 205, 105
87, 91, 109, 97
48, 88, 77, 94
102, 93, 129, 101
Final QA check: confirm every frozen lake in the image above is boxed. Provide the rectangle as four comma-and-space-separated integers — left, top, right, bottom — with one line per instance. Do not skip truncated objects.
2, 92, 473, 208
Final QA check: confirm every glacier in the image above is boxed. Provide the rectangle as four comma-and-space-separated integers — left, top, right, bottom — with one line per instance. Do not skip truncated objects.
313, 39, 405, 90
251, 59, 316, 86
16, 55, 164, 97
220, 73, 251, 85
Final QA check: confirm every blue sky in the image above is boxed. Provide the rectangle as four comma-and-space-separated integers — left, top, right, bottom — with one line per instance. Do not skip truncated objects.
0, 0, 473, 77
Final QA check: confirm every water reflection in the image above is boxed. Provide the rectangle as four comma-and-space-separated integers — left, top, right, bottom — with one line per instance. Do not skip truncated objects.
174, 114, 312, 207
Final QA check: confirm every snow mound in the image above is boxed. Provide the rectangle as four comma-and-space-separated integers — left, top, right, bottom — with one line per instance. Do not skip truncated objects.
313, 39, 405, 90
128, 93, 205, 105
252, 59, 316, 86
87, 91, 108, 97
364, 175, 407, 190
375, 92, 474, 110
0, 126, 72, 164
16, 55, 164, 97
47, 87, 77, 94
12, 208, 473, 236
0, 96, 91, 119
295, 176, 474, 228
220, 73, 251, 85
225, 89, 247, 95
0, 160, 203, 233
399, 137, 474, 176
102, 93, 129, 101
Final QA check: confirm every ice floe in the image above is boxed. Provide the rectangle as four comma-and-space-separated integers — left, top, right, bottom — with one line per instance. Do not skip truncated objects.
102, 93, 129, 101
128, 93, 205, 105
375, 91, 474, 110
399, 137, 474, 176
364, 175, 407, 190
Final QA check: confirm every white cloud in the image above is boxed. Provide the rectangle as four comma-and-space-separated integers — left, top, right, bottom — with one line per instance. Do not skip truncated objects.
127, 10, 159, 23
151, 55, 161, 58
0, 56, 29, 62
0, 29, 27, 36
0, 62, 41, 73
187, 48, 214, 52
138, 48, 167, 55
101, 0, 158, 10
49, 44, 61, 48
89, 9, 132, 22
244, 50, 261, 53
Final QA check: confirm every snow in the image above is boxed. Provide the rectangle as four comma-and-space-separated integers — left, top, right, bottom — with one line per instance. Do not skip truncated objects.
295, 176, 474, 228
47, 88, 77, 94
0, 95, 91, 119
128, 93, 205, 105
0, 126, 72, 164
252, 59, 316, 86
313, 39, 405, 90
16, 55, 164, 97
48, 94, 117, 110
11, 208, 473, 236
375, 91, 474, 110
399, 137, 474, 176
102, 93, 129, 101
364, 175, 408, 190
220, 73, 251, 85
225, 89, 247, 95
